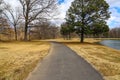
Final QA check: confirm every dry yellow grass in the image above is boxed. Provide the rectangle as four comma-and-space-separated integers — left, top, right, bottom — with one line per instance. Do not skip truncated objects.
0, 41, 50, 80
55, 38, 120, 80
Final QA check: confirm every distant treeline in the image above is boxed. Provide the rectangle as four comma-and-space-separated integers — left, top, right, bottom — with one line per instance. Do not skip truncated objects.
0, 18, 60, 41
109, 27, 120, 38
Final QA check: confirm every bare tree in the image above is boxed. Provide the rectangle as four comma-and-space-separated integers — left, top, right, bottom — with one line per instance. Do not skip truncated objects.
0, 17, 14, 40
3, 4, 21, 40
29, 21, 59, 40
19, 0, 57, 40
0, 0, 2, 15
0, 0, 7, 16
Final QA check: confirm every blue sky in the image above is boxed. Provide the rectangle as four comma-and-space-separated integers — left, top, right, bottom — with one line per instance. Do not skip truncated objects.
114, 7, 120, 13
106, 0, 120, 28
58, 0, 65, 4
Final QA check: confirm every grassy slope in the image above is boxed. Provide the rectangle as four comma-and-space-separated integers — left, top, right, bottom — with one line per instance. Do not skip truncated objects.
56, 38, 120, 80
0, 41, 50, 80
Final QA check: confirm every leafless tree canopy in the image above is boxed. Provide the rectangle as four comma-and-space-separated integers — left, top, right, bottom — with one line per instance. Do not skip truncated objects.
29, 21, 59, 40
19, 0, 57, 40
3, 3, 21, 40
0, 0, 5, 15
19, 0, 57, 23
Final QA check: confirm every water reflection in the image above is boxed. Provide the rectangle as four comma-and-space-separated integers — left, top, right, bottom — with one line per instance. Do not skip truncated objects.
100, 40, 120, 50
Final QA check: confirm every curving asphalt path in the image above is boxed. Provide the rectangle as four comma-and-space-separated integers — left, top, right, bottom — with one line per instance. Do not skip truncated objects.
26, 42, 104, 80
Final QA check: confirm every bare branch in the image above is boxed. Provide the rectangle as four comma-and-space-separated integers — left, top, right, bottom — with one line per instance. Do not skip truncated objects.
18, 0, 57, 40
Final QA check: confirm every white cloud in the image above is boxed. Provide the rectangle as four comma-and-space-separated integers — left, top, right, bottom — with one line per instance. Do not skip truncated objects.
106, 0, 120, 8
106, 0, 120, 28
107, 13, 120, 28
53, 0, 74, 26
59, 0, 74, 19
4, 0, 20, 8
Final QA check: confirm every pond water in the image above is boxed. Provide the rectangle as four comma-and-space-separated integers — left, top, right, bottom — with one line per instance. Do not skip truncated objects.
100, 40, 120, 50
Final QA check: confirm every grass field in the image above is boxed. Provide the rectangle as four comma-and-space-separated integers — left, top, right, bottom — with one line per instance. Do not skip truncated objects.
0, 38, 120, 80
55, 38, 120, 80
0, 41, 50, 80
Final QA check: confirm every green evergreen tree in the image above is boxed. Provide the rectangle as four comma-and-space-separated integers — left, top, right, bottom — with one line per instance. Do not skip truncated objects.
60, 23, 68, 40
92, 20, 109, 37
66, 0, 110, 42
60, 23, 73, 40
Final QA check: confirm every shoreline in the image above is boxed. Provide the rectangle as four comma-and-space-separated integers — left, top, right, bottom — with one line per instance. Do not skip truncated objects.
95, 38, 120, 40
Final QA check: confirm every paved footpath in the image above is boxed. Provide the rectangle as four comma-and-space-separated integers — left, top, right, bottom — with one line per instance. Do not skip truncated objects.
26, 42, 104, 80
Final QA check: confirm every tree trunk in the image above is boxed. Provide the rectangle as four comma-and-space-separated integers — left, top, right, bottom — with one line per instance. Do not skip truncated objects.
80, 28, 84, 43
68, 32, 71, 40
28, 28, 31, 41
14, 25, 17, 40
24, 23, 28, 41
